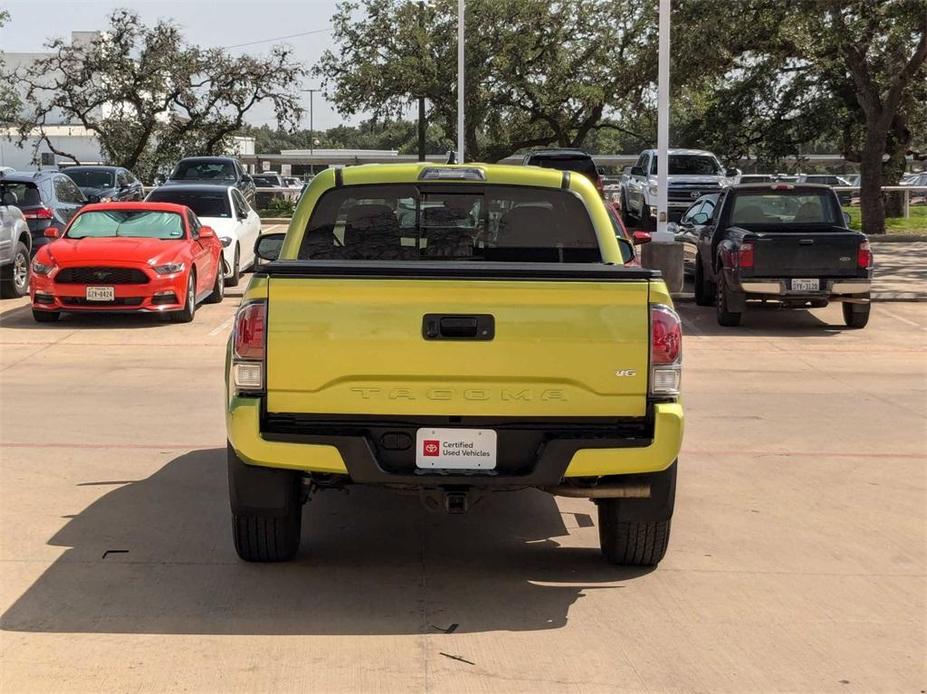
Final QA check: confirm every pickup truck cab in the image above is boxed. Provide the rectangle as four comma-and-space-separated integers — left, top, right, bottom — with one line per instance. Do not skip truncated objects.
226, 163, 684, 566
620, 148, 738, 229
676, 183, 872, 328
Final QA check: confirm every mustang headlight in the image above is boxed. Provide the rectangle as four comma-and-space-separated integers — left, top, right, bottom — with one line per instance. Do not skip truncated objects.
151, 262, 185, 275
32, 260, 56, 276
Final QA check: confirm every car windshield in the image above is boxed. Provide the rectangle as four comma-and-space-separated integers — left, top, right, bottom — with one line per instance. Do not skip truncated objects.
171, 161, 235, 181
65, 170, 114, 188
147, 190, 231, 218
0, 182, 41, 208
299, 183, 600, 263
730, 192, 841, 226
650, 155, 723, 176
66, 210, 186, 239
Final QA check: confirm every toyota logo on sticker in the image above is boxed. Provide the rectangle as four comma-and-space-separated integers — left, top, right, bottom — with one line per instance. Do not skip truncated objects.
423, 440, 440, 457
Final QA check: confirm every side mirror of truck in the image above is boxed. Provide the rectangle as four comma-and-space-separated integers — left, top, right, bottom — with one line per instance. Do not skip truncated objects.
630, 166, 644, 177
725, 167, 740, 178
843, 212, 851, 226
255, 232, 286, 263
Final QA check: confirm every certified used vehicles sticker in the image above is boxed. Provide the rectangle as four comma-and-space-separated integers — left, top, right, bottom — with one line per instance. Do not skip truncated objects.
415, 428, 497, 470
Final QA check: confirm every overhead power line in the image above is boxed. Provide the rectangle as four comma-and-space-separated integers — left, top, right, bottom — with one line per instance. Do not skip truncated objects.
225, 27, 333, 50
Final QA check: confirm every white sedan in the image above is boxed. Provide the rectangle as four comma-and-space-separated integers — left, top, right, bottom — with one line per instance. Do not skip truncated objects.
146, 184, 261, 286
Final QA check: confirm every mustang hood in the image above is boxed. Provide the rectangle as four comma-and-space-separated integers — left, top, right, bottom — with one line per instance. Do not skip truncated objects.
47, 237, 182, 265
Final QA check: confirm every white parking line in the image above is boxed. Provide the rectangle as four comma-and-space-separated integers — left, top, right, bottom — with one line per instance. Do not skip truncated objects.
880, 307, 926, 330
208, 315, 235, 337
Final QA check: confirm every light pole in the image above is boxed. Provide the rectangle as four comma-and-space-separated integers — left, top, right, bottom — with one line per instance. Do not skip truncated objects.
654, 0, 670, 241
418, 0, 427, 162
302, 88, 321, 173
457, 0, 465, 163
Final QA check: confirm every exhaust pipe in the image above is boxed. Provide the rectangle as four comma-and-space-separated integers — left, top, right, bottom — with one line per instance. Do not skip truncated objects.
544, 483, 651, 499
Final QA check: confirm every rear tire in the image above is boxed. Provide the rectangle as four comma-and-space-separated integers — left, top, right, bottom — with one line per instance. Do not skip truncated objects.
170, 272, 196, 323
228, 443, 302, 562
226, 245, 241, 287
598, 510, 672, 567
842, 299, 870, 329
32, 309, 59, 323
693, 254, 714, 306
1, 242, 30, 298
233, 513, 302, 563
716, 272, 742, 327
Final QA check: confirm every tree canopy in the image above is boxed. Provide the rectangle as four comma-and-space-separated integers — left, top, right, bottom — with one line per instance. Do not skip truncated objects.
5, 9, 306, 181
315, 0, 657, 162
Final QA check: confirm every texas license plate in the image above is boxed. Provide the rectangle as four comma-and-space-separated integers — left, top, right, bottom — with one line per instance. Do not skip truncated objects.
415, 428, 497, 470
85, 286, 115, 301
791, 279, 819, 291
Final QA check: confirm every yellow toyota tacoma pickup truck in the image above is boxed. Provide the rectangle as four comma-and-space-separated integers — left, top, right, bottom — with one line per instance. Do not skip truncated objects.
226, 163, 683, 566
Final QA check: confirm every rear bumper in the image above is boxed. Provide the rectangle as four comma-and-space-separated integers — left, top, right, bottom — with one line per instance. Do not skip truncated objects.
737, 277, 871, 299
226, 397, 683, 486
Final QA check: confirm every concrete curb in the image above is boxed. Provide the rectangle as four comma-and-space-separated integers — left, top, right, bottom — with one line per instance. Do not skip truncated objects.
258, 218, 293, 225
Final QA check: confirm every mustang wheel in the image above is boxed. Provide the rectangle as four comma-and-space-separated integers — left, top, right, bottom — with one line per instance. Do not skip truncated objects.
205, 264, 224, 304
226, 245, 241, 287
170, 272, 197, 323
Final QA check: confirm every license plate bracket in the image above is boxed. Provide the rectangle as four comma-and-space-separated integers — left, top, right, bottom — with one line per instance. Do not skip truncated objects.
790, 278, 819, 292
415, 428, 497, 470
85, 286, 115, 301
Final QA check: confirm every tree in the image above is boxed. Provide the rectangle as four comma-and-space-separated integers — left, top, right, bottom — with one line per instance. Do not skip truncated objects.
671, 0, 926, 233
0, 10, 21, 125
315, 0, 656, 162
6, 9, 305, 180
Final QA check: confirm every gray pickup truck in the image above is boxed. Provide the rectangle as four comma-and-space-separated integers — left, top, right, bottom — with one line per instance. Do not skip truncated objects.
0, 203, 31, 298
674, 183, 871, 328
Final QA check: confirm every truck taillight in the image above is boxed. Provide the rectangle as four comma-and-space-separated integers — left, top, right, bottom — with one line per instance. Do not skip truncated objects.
857, 240, 872, 269
738, 241, 755, 269
233, 301, 266, 392
650, 305, 682, 397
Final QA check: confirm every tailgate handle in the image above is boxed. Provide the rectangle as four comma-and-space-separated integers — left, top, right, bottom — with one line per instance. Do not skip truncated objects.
423, 314, 495, 340
799, 239, 815, 245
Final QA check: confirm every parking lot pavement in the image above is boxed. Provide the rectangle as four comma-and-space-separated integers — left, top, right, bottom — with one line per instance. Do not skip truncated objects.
1, 293, 924, 693
870, 241, 927, 300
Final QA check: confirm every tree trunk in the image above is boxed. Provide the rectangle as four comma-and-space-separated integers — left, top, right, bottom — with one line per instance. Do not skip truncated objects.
858, 126, 887, 235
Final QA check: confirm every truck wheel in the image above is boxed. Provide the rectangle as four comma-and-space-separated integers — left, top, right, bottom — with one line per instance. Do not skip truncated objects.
598, 511, 671, 566
842, 300, 870, 329
693, 254, 714, 306
716, 273, 742, 327
1, 242, 30, 298
641, 205, 657, 231
228, 443, 302, 562
620, 192, 634, 225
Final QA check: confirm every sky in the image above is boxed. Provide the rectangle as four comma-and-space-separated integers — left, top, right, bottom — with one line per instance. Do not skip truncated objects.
0, 0, 356, 131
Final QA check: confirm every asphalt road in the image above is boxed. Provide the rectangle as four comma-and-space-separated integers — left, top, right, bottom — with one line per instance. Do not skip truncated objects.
0, 284, 924, 693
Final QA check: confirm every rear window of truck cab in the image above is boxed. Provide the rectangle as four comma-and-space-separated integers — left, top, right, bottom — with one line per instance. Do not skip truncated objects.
730, 191, 841, 226
298, 184, 601, 262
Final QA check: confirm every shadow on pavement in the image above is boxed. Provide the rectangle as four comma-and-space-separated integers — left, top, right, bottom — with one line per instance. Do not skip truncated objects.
677, 302, 848, 337
2, 448, 648, 635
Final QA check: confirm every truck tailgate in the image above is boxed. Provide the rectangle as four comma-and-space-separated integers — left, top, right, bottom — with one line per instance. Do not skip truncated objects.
266, 277, 651, 417
751, 230, 861, 277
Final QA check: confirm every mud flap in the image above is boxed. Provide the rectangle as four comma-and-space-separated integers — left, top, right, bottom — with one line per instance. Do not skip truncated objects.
227, 442, 301, 517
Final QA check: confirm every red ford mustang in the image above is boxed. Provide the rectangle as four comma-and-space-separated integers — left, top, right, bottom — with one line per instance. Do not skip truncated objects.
30, 202, 225, 323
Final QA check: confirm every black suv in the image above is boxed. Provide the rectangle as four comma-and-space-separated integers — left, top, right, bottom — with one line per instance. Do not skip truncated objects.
162, 157, 255, 203
62, 165, 144, 202
522, 148, 604, 196
0, 170, 88, 255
